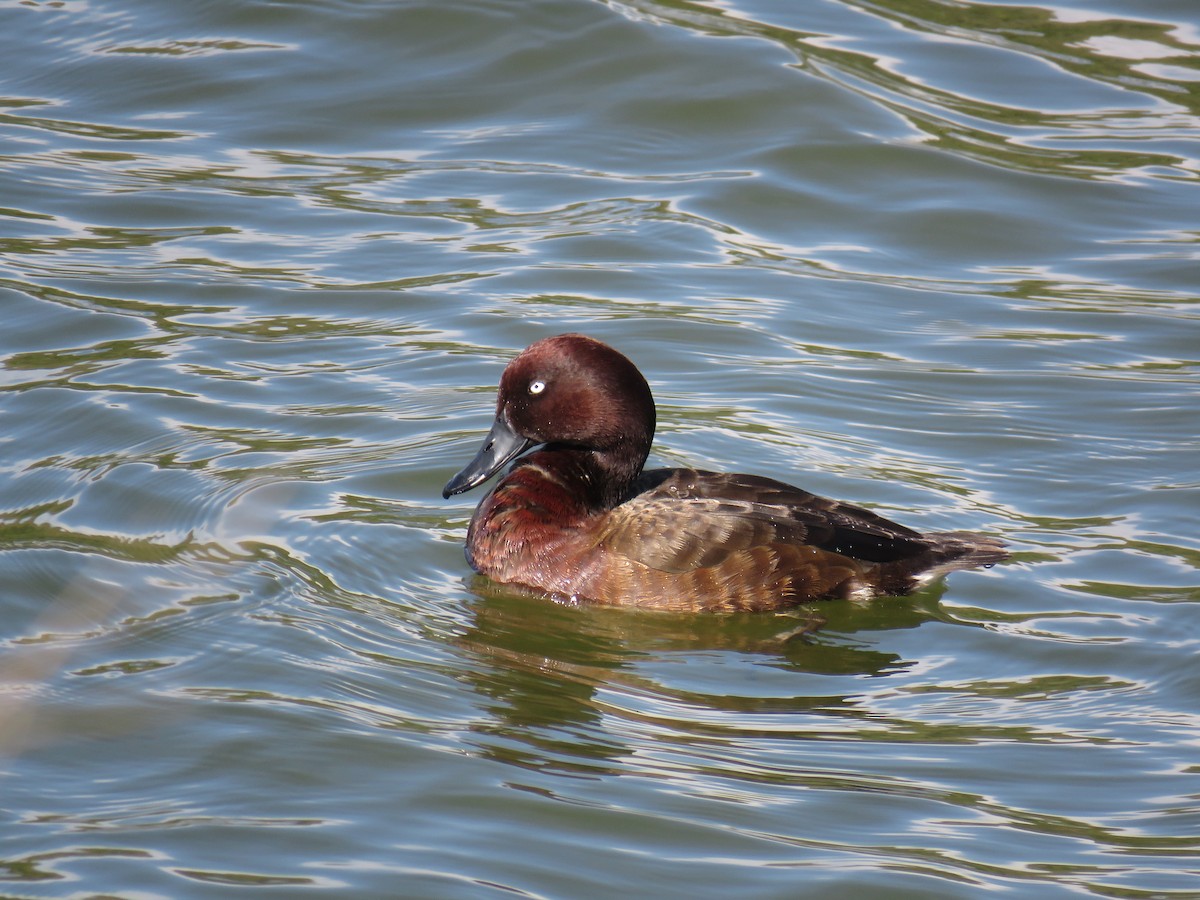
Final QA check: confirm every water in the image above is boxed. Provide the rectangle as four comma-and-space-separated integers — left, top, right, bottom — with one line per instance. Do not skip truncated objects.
1, 0, 1198, 896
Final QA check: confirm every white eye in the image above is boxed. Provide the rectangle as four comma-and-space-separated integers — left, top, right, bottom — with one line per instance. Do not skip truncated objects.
529, 380, 546, 395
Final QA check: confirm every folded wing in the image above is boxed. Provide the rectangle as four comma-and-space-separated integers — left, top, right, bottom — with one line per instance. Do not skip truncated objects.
600, 468, 933, 574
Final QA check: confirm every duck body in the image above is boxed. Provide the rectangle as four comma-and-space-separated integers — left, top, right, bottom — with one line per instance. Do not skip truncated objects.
444, 334, 1006, 613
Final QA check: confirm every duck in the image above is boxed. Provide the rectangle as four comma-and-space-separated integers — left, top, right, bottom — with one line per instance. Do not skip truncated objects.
443, 333, 1007, 612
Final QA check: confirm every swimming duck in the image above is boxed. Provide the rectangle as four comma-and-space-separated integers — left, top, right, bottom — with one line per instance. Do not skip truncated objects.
443, 334, 1006, 612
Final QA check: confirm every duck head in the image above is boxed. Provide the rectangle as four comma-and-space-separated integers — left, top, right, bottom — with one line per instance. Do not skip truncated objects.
442, 334, 656, 503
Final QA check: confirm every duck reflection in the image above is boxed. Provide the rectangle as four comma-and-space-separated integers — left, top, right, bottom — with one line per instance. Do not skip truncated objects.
454, 578, 942, 773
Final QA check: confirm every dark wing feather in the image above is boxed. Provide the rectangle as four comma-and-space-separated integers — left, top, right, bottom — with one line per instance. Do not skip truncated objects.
605, 468, 932, 574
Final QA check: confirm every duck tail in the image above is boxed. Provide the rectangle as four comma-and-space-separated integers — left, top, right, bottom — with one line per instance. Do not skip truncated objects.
875, 531, 1008, 595
918, 531, 1009, 581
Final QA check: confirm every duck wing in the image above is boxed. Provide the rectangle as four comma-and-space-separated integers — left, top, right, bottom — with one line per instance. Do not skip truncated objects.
600, 468, 931, 575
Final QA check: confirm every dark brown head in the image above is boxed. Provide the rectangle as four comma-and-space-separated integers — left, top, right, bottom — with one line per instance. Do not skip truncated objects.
442, 334, 656, 502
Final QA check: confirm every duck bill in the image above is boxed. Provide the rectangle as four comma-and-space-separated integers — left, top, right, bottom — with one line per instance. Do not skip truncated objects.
442, 412, 535, 498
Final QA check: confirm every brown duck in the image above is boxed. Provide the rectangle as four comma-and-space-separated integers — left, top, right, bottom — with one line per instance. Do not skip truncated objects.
443, 334, 1007, 612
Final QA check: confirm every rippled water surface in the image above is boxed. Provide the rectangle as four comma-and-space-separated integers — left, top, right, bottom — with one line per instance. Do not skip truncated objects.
2, 0, 1199, 896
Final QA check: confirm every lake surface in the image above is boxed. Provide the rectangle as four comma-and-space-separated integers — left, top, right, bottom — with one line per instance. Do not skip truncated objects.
2, 0, 1198, 896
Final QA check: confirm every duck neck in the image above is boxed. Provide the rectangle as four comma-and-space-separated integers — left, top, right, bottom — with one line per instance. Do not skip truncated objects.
588, 437, 650, 508
523, 439, 647, 511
